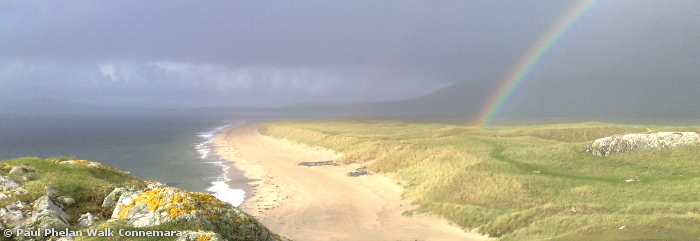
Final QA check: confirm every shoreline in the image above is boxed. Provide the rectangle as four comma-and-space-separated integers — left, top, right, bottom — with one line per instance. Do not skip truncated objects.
212, 121, 289, 215
196, 121, 253, 207
213, 121, 491, 241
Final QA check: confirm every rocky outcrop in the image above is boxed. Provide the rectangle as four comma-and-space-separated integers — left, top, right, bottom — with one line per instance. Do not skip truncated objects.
112, 186, 286, 240
0, 196, 71, 240
0, 158, 289, 241
586, 132, 700, 156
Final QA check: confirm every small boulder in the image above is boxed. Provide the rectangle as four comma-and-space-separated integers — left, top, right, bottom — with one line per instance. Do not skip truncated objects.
0, 207, 24, 229
8, 165, 36, 175
176, 231, 224, 241
145, 180, 165, 190
6, 200, 27, 211
0, 176, 21, 191
30, 195, 69, 229
77, 212, 96, 227
13, 188, 28, 195
102, 186, 140, 209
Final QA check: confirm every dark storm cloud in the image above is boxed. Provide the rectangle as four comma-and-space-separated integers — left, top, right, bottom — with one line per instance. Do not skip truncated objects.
0, 0, 698, 110
1, 1, 578, 80
0, 60, 444, 107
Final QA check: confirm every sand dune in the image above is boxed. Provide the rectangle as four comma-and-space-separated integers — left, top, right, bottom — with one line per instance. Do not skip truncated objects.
213, 122, 491, 241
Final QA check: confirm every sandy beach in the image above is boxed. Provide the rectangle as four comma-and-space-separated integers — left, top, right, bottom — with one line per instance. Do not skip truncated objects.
213, 122, 491, 241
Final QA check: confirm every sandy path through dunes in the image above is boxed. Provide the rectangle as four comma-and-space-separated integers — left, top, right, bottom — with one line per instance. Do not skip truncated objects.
213, 122, 491, 241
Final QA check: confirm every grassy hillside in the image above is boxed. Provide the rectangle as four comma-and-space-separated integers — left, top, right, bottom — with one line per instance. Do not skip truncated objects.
0, 157, 285, 241
259, 119, 700, 240
0, 157, 146, 220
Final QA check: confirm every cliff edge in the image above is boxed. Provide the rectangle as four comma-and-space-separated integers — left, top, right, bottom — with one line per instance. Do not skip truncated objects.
0, 157, 288, 241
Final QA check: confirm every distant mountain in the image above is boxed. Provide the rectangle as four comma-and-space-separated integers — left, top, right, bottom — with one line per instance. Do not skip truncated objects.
383, 81, 497, 116
276, 81, 499, 118
190, 77, 700, 123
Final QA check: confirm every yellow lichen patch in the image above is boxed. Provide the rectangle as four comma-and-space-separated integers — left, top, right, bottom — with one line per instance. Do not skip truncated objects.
117, 187, 235, 221
111, 186, 279, 240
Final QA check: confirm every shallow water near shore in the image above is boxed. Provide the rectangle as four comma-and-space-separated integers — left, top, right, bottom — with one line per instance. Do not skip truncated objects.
195, 122, 254, 206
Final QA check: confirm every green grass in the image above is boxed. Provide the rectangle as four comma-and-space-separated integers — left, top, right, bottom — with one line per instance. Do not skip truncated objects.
259, 119, 700, 240
0, 157, 146, 222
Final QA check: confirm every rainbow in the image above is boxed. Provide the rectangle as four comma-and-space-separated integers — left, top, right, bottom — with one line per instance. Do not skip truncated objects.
475, 0, 600, 126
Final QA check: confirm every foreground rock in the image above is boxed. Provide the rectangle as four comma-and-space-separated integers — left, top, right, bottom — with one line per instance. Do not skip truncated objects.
0, 157, 288, 241
112, 187, 284, 240
586, 132, 700, 156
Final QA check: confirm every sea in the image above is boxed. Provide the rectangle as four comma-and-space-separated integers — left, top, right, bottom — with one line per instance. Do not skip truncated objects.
0, 110, 291, 207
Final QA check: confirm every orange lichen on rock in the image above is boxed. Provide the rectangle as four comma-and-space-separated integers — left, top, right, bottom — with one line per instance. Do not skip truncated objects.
115, 187, 234, 223
111, 186, 284, 240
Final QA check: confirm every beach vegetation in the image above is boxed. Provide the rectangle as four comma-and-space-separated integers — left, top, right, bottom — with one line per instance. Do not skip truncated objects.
259, 119, 700, 240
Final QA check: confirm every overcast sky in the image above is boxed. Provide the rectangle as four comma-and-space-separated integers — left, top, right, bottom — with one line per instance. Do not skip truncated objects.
1, 0, 698, 109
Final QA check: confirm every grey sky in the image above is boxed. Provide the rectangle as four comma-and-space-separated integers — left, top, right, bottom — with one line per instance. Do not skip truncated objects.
1, 0, 698, 110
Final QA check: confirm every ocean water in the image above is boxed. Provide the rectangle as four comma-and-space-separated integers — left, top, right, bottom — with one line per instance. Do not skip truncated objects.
0, 110, 251, 206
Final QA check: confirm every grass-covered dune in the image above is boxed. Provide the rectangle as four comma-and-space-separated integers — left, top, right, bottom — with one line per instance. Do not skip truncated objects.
259, 119, 700, 240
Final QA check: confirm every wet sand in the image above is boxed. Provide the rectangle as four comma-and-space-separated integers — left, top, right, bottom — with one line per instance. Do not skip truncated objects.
213, 122, 491, 241
222, 160, 255, 200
